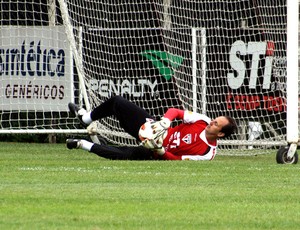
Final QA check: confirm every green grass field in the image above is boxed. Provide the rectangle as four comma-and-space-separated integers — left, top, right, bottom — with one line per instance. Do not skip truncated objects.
1, 142, 300, 229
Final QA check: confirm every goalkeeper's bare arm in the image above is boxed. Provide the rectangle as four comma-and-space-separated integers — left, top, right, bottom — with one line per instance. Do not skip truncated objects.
67, 96, 237, 161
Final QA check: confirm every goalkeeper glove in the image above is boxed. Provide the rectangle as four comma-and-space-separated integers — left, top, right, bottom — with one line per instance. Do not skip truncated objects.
155, 117, 171, 129
142, 135, 163, 149
151, 117, 171, 137
154, 147, 165, 156
142, 139, 165, 155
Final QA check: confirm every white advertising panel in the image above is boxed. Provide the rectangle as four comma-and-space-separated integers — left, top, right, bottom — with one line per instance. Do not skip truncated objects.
0, 26, 73, 111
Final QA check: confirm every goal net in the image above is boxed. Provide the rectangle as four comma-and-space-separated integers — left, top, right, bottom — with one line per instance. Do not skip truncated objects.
0, 1, 296, 154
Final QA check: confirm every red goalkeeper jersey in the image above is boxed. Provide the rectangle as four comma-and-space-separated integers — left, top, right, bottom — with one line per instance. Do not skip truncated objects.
160, 109, 217, 161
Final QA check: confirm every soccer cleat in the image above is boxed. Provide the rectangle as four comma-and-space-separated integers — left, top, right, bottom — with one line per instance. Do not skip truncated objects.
68, 102, 88, 127
66, 139, 82, 149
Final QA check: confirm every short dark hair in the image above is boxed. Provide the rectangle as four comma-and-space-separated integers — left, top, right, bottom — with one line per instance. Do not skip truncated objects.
220, 116, 237, 138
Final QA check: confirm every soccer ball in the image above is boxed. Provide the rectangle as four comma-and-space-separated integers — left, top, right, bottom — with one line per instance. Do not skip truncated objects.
138, 120, 154, 141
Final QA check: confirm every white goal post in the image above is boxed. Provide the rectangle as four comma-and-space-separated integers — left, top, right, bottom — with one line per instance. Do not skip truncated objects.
0, 0, 298, 155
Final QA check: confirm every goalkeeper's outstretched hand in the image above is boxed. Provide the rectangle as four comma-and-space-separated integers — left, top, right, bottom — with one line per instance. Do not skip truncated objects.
142, 138, 166, 155
150, 117, 171, 138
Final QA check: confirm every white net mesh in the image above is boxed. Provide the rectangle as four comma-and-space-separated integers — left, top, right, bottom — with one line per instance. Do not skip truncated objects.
0, 1, 296, 155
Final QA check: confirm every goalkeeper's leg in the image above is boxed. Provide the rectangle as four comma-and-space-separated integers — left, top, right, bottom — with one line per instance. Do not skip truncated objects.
90, 144, 154, 160
91, 96, 154, 140
67, 138, 154, 160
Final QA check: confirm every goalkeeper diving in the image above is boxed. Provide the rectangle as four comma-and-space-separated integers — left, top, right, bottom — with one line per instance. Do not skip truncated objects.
66, 96, 237, 160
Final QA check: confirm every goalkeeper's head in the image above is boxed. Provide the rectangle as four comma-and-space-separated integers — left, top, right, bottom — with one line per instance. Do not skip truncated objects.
206, 116, 237, 139
219, 116, 237, 138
